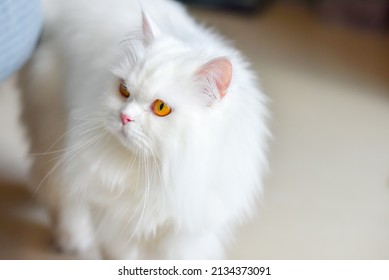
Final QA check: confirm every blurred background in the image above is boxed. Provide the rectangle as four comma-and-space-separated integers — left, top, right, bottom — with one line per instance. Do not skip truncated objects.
1, 0, 389, 259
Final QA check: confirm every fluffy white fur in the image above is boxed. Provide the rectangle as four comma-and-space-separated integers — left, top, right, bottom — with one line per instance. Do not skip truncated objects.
19, 0, 269, 259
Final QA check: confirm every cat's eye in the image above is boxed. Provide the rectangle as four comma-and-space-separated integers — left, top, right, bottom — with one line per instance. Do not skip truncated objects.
119, 79, 130, 98
152, 99, 171, 117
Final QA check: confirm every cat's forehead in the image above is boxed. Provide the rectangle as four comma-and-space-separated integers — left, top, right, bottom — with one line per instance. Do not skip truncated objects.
123, 42, 199, 99
112, 35, 213, 107
140, 40, 195, 75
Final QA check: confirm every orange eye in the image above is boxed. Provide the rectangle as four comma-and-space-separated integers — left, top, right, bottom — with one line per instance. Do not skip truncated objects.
152, 99, 171, 117
119, 79, 130, 98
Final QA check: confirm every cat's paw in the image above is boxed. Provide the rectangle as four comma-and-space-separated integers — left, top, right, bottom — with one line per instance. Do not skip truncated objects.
53, 227, 94, 254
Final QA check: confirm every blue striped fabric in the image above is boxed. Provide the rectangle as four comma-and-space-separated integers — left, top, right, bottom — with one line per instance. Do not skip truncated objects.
0, 0, 42, 82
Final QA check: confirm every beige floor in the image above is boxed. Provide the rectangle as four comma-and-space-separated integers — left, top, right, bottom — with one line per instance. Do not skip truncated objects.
1, 3, 389, 260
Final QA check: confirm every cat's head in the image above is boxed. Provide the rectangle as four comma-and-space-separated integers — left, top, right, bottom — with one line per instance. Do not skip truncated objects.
103, 12, 232, 157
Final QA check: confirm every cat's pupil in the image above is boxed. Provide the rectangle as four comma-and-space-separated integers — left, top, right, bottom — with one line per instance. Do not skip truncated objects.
159, 102, 164, 111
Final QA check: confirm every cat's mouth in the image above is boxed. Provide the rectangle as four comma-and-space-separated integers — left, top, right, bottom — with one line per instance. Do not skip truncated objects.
104, 112, 153, 155
116, 125, 152, 155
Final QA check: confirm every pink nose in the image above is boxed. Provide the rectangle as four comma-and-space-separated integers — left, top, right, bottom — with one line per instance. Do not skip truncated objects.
121, 113, 133, 125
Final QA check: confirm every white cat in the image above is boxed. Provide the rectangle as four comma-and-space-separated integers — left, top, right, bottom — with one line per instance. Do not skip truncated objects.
19, 0, 270, 259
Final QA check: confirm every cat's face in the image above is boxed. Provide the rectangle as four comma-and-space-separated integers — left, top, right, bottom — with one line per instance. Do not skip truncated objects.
102, 12, 232, 157
104, 48, 199, 156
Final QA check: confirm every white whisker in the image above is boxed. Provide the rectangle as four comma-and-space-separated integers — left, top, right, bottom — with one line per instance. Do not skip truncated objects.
31, 128, 109, 200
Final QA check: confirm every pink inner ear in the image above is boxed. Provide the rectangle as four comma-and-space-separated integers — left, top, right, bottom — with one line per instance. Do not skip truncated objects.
199, 57, 232, 100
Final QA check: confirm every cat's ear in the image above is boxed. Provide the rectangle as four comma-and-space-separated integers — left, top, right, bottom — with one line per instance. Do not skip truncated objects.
141, 11, 161, 46
197, 57, 232, 104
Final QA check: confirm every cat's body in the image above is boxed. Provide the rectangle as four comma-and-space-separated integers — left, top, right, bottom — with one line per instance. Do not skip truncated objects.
19, 0, 269, 259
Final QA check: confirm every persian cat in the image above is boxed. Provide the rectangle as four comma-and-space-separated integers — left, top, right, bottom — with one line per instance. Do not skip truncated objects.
19, 0, 269, 259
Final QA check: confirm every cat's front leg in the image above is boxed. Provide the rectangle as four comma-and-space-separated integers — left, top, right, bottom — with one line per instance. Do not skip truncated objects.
52, 199, 96, 257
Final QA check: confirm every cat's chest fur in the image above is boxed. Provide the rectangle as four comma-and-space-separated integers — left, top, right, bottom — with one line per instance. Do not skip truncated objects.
67, 130, 230, 239
67, 135, 170, 233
